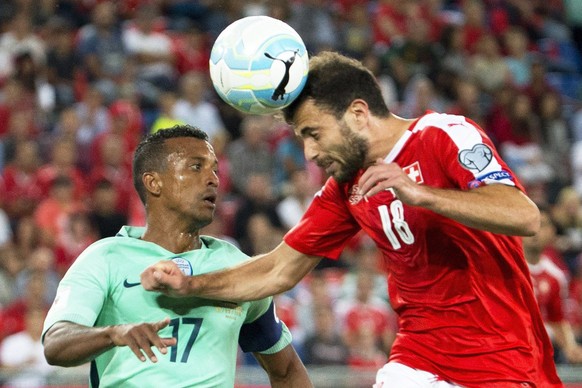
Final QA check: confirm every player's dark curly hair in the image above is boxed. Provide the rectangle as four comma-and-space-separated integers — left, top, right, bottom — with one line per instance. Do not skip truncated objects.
132, 124, 209, 204
282, 51, 390, 123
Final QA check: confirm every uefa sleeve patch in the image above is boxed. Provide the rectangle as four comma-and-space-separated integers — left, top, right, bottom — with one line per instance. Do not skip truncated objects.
467, 170, 514, 189
238, 301, 283, 353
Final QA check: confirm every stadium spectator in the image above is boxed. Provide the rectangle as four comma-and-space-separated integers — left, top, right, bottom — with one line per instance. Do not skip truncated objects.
302, 303, 349, 366
33, 176, 85, 248
231, 173, 282, 255
36, 138, 87, 201
44, 16, 79, 113
13, 247, 59, 306
90, 99, 142, 170
72, 86, 110, 172
469, 32, 511, 95
339, 240, 388, 304
87, 179, 128, 240
276, 169, 318, 231
172, 22, 210, 75
345, 325, 388, 370
0, 244, 21, 308
75, 1, 126, 99
338, 1, 373, 60
336, 271, 397, 355
0, 270, 51, 342
53, 212, 98, 277
173, 70, 226, 142
551, 187, 582, 274
150, 90, 183, 134
0, 308, 58, 387
1, 140, 43, 221
0, 11, 46, 84
523, 209, 582, 364
122, 3, 176, 109
503, 26, 536, 87
227, 115, 275, 194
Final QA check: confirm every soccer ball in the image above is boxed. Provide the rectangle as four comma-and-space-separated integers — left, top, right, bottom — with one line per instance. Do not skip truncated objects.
209, 16, 309, 115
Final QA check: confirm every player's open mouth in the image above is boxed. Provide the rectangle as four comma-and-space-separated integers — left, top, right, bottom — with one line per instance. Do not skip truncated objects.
203, 193, 217, 206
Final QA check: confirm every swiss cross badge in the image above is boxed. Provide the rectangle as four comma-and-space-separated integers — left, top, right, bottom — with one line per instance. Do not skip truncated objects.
403, 162, 424, 184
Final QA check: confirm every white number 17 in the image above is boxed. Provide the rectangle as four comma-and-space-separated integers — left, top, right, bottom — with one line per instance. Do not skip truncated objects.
379, 200, 415, 249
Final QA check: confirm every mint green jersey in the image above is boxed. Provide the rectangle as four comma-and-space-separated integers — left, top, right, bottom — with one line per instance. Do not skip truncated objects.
42, 226, 291, 388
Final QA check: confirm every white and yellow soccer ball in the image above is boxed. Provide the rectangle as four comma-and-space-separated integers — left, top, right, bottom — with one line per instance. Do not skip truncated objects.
209, 16, 309, 115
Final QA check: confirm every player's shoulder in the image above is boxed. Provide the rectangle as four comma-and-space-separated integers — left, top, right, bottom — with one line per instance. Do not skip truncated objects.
200, 235, 250, 263
540, 257, 569, 285
75, 234, 137, 261
412, 112, 481, 136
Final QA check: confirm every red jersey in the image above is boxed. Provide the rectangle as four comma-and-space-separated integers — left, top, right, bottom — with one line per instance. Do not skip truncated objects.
284, 112, 561, 387
529, 255, 569, 324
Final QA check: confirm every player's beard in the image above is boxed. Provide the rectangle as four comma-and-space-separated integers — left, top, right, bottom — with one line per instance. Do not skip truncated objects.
324, 121, 369, 184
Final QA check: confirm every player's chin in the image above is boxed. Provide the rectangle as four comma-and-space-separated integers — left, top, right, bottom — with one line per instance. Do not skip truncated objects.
196, 210, 215, 227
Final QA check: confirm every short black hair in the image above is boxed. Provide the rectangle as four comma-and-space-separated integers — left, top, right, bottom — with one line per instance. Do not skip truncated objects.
132, 124, 209, 204
282, 51, 389, 123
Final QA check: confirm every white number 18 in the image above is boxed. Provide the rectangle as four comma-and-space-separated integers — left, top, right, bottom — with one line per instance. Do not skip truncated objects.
379, 200, 414, 249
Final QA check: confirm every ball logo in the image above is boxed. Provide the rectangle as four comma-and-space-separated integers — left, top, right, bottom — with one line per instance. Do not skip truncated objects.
458, 144, 492, 172
264, 50, 299, 101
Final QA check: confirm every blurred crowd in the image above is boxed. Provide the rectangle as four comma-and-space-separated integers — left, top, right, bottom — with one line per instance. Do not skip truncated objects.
0, 0, 581, 384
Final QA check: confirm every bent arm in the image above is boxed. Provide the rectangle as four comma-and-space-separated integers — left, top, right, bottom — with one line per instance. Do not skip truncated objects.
43, 321, 116, 367
358, 161, 540, 236
419, 184, 540, 236
43, 319, 175, 367
142, 242, 321, 302
254, 345, 313, 387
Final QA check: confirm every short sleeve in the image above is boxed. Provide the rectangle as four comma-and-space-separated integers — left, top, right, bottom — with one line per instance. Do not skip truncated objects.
42, 241, 111, 340
417, 114, 524, 192
284, 178, 360, 259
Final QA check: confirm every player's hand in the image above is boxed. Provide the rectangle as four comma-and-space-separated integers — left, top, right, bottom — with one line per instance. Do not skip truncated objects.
109, 318, 176, 363
357, 159, 427, 205
141, 260, 190, 297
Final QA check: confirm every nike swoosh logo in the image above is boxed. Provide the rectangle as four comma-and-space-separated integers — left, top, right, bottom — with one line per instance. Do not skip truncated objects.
123, 279, 141, 288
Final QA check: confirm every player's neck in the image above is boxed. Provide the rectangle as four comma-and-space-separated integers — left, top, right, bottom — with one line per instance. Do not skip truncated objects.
141, 216, 202, 253
368, 113, 415, 160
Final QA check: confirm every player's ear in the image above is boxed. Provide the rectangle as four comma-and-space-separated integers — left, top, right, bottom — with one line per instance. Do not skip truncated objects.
142, 171, 162, 197
346, 99, 369, 131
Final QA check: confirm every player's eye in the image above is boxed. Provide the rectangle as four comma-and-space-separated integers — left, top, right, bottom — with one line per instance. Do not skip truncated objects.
191, 164, 202, 171
311, 132, 320, 141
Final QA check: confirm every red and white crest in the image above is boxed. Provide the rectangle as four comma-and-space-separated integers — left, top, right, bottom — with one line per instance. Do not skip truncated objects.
403, 161, 424, 184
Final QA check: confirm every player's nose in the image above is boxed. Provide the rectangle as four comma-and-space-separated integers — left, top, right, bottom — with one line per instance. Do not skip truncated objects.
206, 169, 219, 187
303, 138, 319, 161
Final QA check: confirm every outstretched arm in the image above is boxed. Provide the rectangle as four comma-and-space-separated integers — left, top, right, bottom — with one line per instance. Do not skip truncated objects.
254, 345, 313, 387
358, 160, 540, 236
141, 242, 321, 302
43, 319, 176, 367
